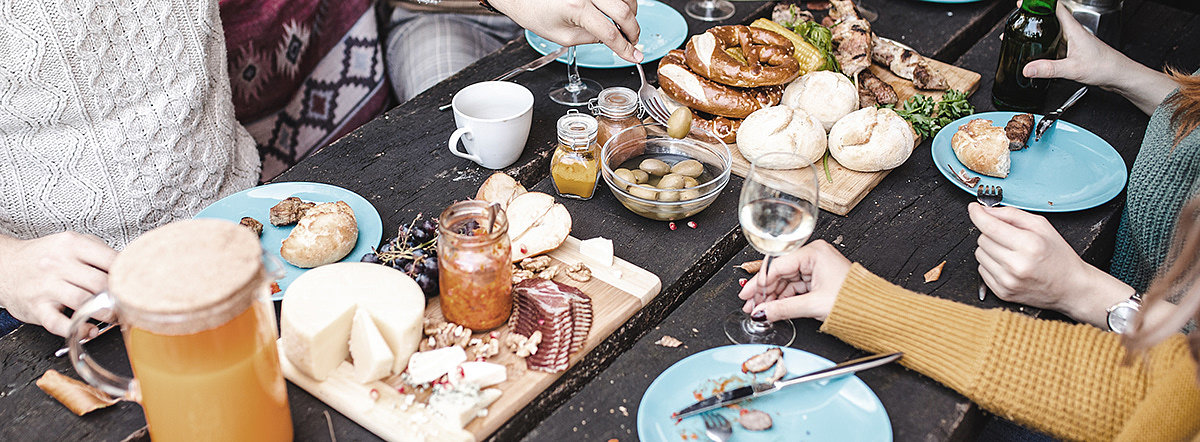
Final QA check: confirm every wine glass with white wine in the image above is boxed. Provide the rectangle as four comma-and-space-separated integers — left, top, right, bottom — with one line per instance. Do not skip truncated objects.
725, 152, 819, 346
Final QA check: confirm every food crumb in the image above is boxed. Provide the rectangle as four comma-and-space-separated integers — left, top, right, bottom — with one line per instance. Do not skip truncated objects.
619, 406, 629, 416
655, 335, 683, 347
1048, 201, 1054, 206
924, 261, 946, 283
832, 234, 844, 246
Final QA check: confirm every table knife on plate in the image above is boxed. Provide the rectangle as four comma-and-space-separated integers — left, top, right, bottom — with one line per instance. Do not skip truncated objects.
671, 352, 903, 420
1035, 86, 1088, 142
438, 46, 569, 111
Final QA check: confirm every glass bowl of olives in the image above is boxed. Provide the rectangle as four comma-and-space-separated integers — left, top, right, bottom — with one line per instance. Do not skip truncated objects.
600, 122, 731, 221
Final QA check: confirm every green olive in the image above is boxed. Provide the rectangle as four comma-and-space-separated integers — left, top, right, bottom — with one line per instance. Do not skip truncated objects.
628, 185, 658, 201
639, 158, 670, 176
631, 170, 650, 184
671, 159, 704, 178
667, 107, 693, 139
680, 189, 701, 201
614, 168, 636, 185
657, 190, 681, 202
657, 174, 686, 190
682, 176, 700, 188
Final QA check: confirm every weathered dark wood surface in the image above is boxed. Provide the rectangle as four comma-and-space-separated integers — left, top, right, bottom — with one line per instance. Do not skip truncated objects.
2, 0, 1197, 441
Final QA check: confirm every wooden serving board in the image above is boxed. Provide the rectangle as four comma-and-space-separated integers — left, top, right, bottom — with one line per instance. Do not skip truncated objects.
280, 236, 661, 441
726, 58, 982, 216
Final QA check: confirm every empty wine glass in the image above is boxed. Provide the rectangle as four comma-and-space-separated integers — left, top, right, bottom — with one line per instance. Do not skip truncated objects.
724, 152, 819, 346
685, 0, 735, 22
549, 46, 601, 106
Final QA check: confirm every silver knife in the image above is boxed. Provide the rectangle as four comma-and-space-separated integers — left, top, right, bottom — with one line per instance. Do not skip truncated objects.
1034, 86, 1088, 142
438, 46, 569, 111
671, 352, 903, 420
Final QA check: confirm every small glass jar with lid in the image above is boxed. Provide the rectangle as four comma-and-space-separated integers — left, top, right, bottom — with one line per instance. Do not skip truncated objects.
551, 110, 601, 200
590, 87, 645, 149
437, 200, 512, 330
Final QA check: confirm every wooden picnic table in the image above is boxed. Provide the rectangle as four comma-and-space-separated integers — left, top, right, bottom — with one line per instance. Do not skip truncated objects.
1, 0, 1197, 440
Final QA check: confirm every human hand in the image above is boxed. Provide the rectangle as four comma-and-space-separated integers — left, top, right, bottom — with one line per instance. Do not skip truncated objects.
0, 232, 117, 337
1017, 3, 1127, 89
492, 0, 643, 63
736, 240, 851, 323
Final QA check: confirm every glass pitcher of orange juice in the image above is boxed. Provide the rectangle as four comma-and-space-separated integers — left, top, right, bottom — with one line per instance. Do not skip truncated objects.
67, 219, 292, 441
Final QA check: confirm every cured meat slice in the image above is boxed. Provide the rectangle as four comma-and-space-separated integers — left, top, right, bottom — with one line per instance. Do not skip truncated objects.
511, 278, 594, 372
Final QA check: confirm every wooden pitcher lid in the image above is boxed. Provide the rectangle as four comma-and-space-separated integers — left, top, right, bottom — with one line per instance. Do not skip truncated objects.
109, 219, 263, 335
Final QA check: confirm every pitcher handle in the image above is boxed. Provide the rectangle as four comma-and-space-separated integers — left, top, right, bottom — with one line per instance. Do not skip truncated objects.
67, 292, 137, 400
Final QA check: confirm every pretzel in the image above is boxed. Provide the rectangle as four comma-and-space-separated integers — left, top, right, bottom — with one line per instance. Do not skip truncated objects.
684, 25, 800, 88
691, 114, 740, 144
657, 49, 782, 119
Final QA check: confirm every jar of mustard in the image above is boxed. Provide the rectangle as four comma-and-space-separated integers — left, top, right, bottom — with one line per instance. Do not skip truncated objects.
551, 110, 601, 200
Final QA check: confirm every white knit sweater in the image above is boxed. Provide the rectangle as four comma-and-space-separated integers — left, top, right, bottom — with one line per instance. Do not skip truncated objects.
0, 0, 260, 249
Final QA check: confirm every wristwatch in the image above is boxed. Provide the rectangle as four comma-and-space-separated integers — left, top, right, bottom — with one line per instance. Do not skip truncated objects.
1106, 291, 1143, 334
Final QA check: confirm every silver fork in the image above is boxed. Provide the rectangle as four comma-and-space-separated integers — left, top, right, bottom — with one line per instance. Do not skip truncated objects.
701, 412, 732, 442
976, 184, 1003, 300
635, 63, 670, 125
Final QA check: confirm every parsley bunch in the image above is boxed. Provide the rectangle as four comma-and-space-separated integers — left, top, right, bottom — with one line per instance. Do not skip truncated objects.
886, 89, 974, 139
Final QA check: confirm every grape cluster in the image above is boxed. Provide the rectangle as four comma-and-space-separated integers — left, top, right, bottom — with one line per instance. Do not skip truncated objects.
361, 214, 439, 297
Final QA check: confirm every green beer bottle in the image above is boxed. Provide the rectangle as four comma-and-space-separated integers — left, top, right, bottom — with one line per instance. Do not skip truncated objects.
992, 0, 1062, 112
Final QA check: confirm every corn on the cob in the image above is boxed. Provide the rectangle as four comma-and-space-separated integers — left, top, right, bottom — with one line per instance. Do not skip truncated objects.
750, 18, 825, 75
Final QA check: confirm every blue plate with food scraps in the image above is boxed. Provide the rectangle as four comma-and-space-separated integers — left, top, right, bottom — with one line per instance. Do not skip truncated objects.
638, 345, 891, 442
525, 0, 687, 69
194, 181, 383, 300
931, 111, 1127, 212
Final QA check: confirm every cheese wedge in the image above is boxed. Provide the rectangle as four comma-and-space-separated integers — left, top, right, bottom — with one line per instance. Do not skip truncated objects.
428, 385, 503, 428
406, 346, 468, 386
450, 361, 507, 388
281, 263, 425, 381
579, 237, 614, 267
350, 308, 394, 383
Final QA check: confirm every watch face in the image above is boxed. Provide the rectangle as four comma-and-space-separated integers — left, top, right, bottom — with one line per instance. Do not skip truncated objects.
1108, 306, 1135, 334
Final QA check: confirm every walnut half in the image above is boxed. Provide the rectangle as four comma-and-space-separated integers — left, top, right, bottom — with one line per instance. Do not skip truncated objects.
504, 331, 541, 358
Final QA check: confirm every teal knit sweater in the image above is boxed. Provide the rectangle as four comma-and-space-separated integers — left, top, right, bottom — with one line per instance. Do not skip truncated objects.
1109, 86, 1200, 291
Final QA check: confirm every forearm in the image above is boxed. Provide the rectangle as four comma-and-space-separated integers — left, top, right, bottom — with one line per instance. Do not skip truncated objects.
821, 264, 1149, 441
1060, 263, 1137, 329
1096, 56, 1177, 116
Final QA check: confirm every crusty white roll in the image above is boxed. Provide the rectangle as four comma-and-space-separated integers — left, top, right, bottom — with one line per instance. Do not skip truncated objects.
827, 107, 917, 172
735, 105, 827, 169
781, 71, 859, 131
951, 119, 1010, 178
280, 201, 358, 268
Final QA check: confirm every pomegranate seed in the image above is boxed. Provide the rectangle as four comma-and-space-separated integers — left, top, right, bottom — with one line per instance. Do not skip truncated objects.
687, 221, 697, 229
738, 278, 747, 287
475, 356, 486, 362
458, 367, 466, 377
669, 222, 677, 230
489, 331, 499, 339
369, 388, 380, 401
520, 245, 528, 254
398, 386, 406, 394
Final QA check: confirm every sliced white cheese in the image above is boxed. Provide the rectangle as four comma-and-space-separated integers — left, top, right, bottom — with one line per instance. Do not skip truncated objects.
281, 262, 425, 381
406, 346, 467, 386
428, 384, 503, 428
350, 307, 394, 383
449, 361, 507, 388
579, 237, 614, 267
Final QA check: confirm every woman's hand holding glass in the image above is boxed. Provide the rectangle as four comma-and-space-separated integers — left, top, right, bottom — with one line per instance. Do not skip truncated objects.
737, 240, 851, 323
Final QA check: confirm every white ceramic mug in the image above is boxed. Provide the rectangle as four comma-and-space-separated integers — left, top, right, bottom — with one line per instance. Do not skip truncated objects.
449, 81, 534, 169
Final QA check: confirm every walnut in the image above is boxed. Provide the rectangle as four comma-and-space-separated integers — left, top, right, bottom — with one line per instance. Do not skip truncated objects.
419, 320, 472, 351
520, 256, 552, 272
565, 262, 592, 282
537, 264, 560, 280
504, 331, 541, 358
512, 268, 536, 284
469, 337, 500, 360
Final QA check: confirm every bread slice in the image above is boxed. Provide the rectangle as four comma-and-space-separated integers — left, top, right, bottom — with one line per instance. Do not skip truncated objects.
506, 192, 571, 262
476, 172, 527, 210
951, 119, 1010, 178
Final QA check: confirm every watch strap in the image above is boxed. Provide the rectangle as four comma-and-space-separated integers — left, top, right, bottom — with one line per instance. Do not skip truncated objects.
478, 0, 500, 13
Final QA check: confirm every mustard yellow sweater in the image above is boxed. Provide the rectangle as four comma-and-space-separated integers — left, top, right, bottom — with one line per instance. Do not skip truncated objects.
821, 264, 1200, 441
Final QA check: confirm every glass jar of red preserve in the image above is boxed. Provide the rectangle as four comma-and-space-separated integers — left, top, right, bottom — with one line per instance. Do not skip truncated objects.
437, 200, 512, 330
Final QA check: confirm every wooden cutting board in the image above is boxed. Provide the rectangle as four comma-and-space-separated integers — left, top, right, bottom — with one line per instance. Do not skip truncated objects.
280, 236, 661, 441
726, 58, 982, 216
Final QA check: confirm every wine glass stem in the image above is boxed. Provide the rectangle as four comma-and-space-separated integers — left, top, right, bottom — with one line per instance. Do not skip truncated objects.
748, 254, 774, 332
565, 46, 583, 93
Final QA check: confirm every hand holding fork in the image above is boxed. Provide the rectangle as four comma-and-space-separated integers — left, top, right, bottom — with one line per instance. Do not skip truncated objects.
975, 185, 1003, 301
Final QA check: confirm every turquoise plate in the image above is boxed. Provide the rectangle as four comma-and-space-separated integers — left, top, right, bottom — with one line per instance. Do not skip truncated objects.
932, 111, 1127, 212
194, 182, 384, 300
638, 345, 891, 442
525, 0, 687, 69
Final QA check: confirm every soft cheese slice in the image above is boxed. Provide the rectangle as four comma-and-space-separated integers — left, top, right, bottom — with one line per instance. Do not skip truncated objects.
450, 361, 507, 388
281, 262, 425, 381
579, 237, 614, 267
350, 308, 394, 383
407, 346, 468, 385
428, 384, 503, 428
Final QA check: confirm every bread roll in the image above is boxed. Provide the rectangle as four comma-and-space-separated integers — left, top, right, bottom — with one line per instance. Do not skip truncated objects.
735, 106, 826, 170
476, 172, 527, 210
951, 119, 1010, 178
506, 192, 571, 262
280, 201, 358, 268
827, 107, 916, 172
781, 71, 859, 131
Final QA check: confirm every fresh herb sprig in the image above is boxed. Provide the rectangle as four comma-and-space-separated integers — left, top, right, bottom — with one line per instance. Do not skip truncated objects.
886, 89, 975, 139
